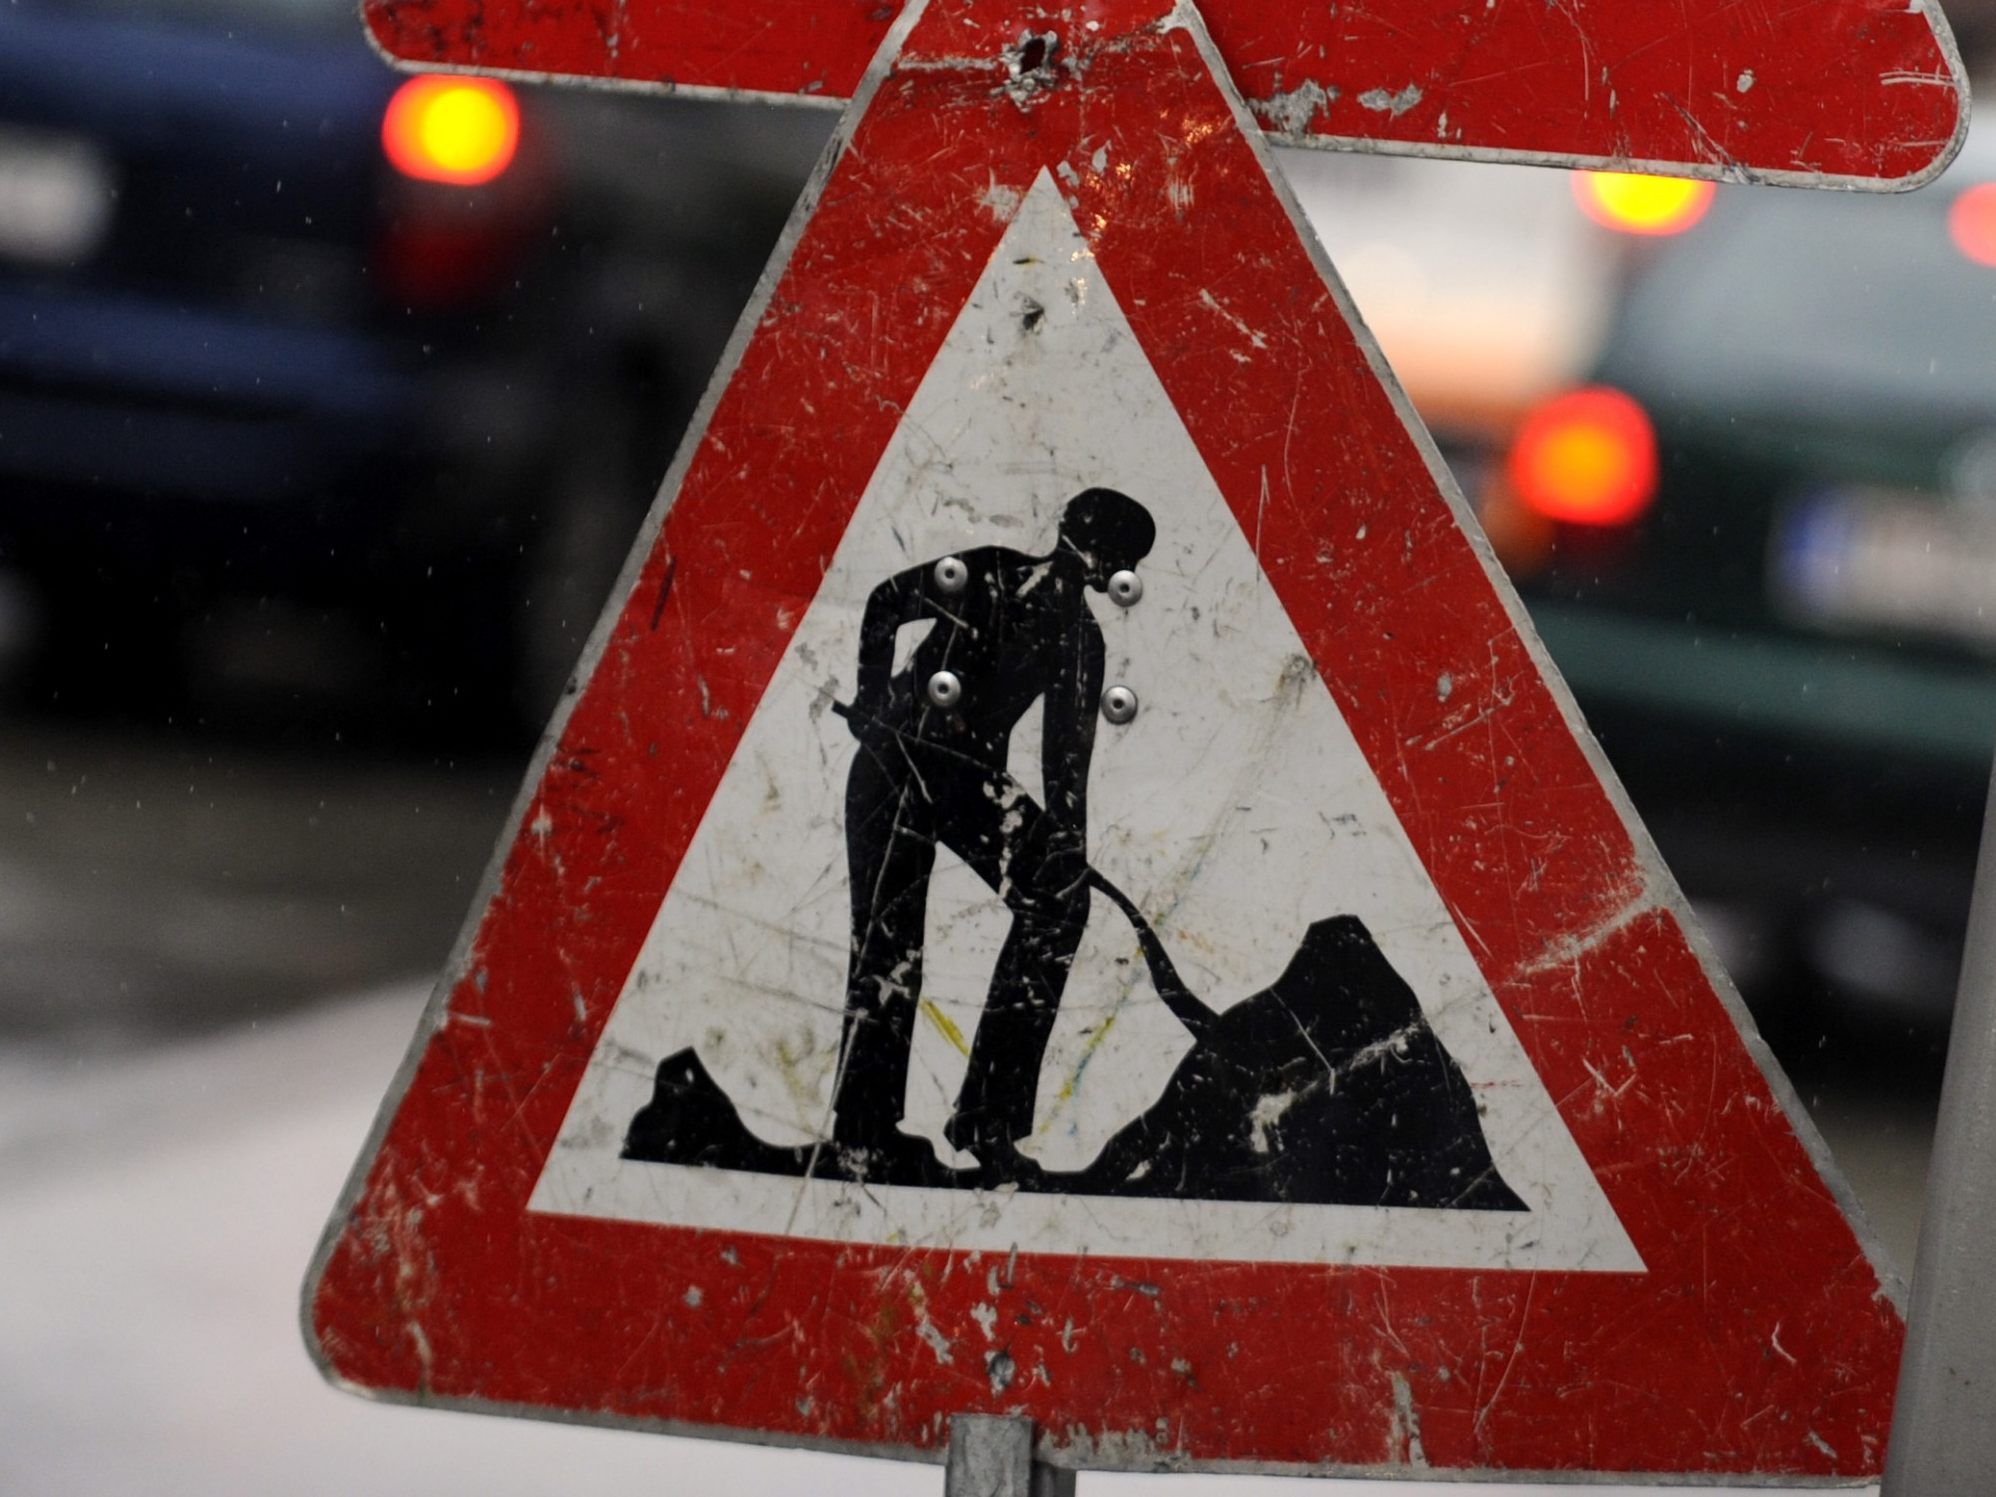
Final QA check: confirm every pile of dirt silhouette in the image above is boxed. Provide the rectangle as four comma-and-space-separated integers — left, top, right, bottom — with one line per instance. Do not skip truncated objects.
623, 902, 1521, 1211
623, 1048, 824, 1176
1074, 909, 1524, 1209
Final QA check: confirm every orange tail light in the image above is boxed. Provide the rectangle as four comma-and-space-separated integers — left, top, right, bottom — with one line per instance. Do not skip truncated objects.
382, 76, 521, 187
1574, 171, 1715, 237
1507, 387, 1660, 527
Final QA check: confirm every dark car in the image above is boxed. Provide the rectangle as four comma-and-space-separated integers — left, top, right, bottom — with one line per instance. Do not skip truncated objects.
1470, 134, 1996, 1023
0, 0, 825, 730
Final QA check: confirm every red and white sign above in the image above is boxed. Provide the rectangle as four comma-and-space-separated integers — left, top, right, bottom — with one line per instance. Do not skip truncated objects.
362, 0, 1966, 186
309, 0, 1949, 1482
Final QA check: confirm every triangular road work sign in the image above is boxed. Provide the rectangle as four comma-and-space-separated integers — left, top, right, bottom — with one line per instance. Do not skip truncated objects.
310, 0, 1925, 1481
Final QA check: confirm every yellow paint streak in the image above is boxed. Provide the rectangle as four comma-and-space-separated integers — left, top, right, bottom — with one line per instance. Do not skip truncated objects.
921, 1000, 969, 1056
1039, 1013, 1120, 1137
772, 1037, 820, 1117
1053, 1013, 1117, 1109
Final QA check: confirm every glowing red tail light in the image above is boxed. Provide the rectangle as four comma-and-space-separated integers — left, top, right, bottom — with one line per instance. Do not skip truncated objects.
1949, 182, 1996, 267
382, 76, 520, 186
1507, 387, 1659, 527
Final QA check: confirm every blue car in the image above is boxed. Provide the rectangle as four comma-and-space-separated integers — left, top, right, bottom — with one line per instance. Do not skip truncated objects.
0, 0, 823, 728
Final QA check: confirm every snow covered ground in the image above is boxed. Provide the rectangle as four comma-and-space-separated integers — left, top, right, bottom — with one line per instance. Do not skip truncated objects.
0, 982, 1876, 1495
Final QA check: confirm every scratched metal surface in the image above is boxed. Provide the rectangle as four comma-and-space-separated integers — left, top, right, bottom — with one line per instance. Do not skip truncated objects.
309, 0, 1913, 1480
359, 0, 1967, 186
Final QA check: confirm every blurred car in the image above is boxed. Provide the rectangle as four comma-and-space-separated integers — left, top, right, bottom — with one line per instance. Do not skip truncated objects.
1459, 130, 1996, 1024
0, 0, 825, 729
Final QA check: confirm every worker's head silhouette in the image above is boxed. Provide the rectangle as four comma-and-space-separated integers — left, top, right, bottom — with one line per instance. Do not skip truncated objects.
1057, 487, 1155, 586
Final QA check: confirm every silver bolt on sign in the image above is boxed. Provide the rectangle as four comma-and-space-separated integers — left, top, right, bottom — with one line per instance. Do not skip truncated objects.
1100, 685, 1138, 724
934, 555, 969, 594
926, 669, 964, 709
1107, 569, 1143, 607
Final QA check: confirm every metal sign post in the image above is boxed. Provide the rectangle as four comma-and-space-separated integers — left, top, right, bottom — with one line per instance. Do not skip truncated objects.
946, 1417, 1074, 1497
1882, 759, 1996, 1493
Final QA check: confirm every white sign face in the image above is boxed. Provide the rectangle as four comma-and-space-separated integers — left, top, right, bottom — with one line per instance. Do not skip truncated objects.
532, 171, 1639, 1274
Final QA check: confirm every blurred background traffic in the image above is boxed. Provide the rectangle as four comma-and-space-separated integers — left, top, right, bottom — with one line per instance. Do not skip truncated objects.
2, 0, 1993, 1490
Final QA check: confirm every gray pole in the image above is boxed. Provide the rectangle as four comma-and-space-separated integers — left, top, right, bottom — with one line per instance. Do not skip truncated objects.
1882, 757, 1996, 1493
944, 1416, 1076, 1497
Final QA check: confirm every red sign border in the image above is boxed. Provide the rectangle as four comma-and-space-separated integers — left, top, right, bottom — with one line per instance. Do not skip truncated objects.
310, 0, 1908, 1480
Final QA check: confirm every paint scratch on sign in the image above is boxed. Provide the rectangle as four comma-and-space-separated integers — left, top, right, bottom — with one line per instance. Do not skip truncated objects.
971, 1301, 1000, 1340
1250, 80, 1336, 135
1511, 872, 1657, 978
1662, 95, 1757, 182
1197, 288, 1269, 350
1248, 1088, 1299, 1153
1581, 1053, 1637, 1115
405, 1319, 434, 1385
1057, 1425, 1174, 1469
914, 1307, 955, 1365
986, 1348, 1017, 1393
1390, 1371, 1429, 1467
1358, 84, 1423, 117
1771, 1322, 1798, 1366
1472, 1272, 1538, 1436
604, 0, 628, 66
368, 1172, 442, 1393
980, 177, 1023, 221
